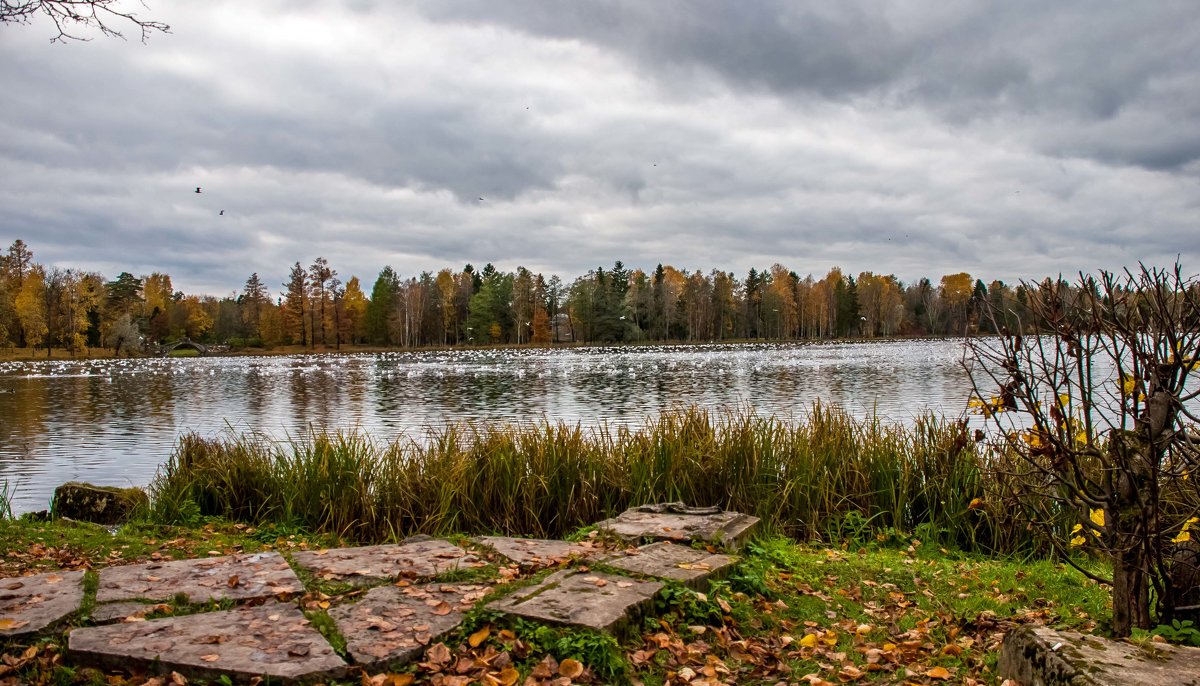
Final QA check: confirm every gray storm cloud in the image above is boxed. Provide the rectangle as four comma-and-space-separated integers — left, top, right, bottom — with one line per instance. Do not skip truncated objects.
0, 0, 1196, 295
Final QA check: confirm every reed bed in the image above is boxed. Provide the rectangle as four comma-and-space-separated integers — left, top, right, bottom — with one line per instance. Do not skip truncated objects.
149, 404, 1039, 552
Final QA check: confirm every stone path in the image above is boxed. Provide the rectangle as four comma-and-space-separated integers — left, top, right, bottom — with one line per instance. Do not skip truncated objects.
0, 570, 85, 637
474, 536, 609, 568
0, 504, 754, 682
291, 537, 484, 584
487, 570, 662, 634
69, 601, 347, 683
595, 502, 760, 550
603, 541, 737, 591
329, 582, 490, 671
96, 552, 302, 604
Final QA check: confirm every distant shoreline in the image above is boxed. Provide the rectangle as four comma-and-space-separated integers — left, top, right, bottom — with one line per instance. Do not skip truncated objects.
0, 334, 965, 364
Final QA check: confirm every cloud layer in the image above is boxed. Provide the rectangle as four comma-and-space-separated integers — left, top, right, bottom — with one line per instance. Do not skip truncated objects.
2, 1, 1197, 294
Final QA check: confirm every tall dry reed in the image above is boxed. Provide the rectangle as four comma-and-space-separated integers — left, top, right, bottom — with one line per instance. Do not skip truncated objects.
149, 404, 1028, 551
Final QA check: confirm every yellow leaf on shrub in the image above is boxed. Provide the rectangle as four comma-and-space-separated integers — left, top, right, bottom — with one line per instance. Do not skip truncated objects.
1090, 508, 1105, 528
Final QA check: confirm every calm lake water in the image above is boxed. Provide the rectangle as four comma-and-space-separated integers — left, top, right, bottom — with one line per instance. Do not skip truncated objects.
0, 339, 971, 513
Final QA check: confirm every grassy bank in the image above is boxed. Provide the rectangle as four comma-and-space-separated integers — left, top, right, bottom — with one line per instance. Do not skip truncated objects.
150, 405, 1044, 555
0, 516, 1111, 685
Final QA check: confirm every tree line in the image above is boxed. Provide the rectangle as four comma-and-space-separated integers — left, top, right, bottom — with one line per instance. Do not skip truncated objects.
0, 238, 1042, 355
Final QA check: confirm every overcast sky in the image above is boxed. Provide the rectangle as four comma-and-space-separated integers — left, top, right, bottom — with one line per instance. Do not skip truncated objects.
2, 1, 1198, 295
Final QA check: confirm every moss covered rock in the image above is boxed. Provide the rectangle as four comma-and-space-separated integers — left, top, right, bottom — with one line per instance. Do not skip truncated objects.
51, 482, 147, 525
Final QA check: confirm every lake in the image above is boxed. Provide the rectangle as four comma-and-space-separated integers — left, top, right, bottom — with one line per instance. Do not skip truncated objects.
0, 338, 971, 513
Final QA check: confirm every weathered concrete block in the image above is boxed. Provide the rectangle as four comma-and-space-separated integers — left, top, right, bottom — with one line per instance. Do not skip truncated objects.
96, 552, 303, 604
52, 482, 148, 525
595, 502, 759, 550
0, 570, 85, 637
487, 570, 662, 634
999, 625, 1200, 686
329, 582, 489, 670
475, 536, 609, 568
291, 539, 483, 585
68, 601, 347, 684
604, 541, 737, 591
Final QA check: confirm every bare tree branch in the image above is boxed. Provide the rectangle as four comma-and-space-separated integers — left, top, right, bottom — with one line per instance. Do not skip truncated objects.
1, 0, 168, 43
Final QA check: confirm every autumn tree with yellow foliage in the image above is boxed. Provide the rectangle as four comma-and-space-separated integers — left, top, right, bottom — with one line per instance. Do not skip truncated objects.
966, 264, 1200, 636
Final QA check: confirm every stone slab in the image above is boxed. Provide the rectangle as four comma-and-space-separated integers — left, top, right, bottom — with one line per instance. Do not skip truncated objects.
68, 601, 346, 684
999, 625, 1200, 686
487, 570, 662, 634
603, 541, 737, 590
0, 570, 85, 637
89, 601, 173, 624
96, 552, 302, 604
292, 539, 483, 585
475, 537, 609, 568
595, 502, 759, 550
330, 582, 489, 670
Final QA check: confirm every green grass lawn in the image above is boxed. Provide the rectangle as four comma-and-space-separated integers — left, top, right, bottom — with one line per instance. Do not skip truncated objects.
0, 518, 1110, 685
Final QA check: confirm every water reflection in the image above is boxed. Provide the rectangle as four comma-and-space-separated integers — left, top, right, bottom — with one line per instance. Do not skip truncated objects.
0, 339, 970, 512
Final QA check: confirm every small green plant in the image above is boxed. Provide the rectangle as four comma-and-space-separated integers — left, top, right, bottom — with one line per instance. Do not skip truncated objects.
521, 623, 626, 681
1149, 619, 1200, 646
825, 510, 878, 546
656, 582, 723, 625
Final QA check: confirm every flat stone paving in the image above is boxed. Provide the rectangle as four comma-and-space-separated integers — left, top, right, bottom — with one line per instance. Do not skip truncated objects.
89, 601, 172, 625
292, 539, 483, 584
68, 601, 347, 684
604, 541, 737, 590
0, 570, 85, 637
330, 582, 490, 670
595, 503, 760, 550
30, 506, 765, 681
487, 570, 662, 634
1000, 625, 1200, 686
475, 536, 610, 568
97, 552, 302, 604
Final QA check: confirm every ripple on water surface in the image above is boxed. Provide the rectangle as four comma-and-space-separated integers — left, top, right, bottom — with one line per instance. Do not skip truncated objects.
0, 339, 970, 512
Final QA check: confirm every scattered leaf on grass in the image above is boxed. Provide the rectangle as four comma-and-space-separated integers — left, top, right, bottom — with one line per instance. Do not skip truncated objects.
469, 626, 491, 648
558, 658, 584, 679
926, 666, 953, 679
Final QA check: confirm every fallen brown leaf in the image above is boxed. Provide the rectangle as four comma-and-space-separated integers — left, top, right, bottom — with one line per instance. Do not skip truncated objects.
559, 658, 584, 679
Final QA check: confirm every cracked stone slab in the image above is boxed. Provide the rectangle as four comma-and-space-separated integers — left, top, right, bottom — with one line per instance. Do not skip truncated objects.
96, 552, 302, 604
0, 570, 85, 637
475, 537, 609, 568
330, 582, 490, 670
604, 541, 737, 590
487, 570, 662, 634
292, 539, 483, 585
68, 601, 347, 684
595, 503, 759, 550
1000, 625, 1200, 686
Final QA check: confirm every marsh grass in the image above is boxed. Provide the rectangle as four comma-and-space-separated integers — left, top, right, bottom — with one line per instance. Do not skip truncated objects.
149, 404, 1038, 552
0, 480, 14, 520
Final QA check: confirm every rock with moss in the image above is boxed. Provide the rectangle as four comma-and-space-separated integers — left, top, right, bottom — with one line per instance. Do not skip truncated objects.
51, 482, 147, 525
1000, 625, 1200, 685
